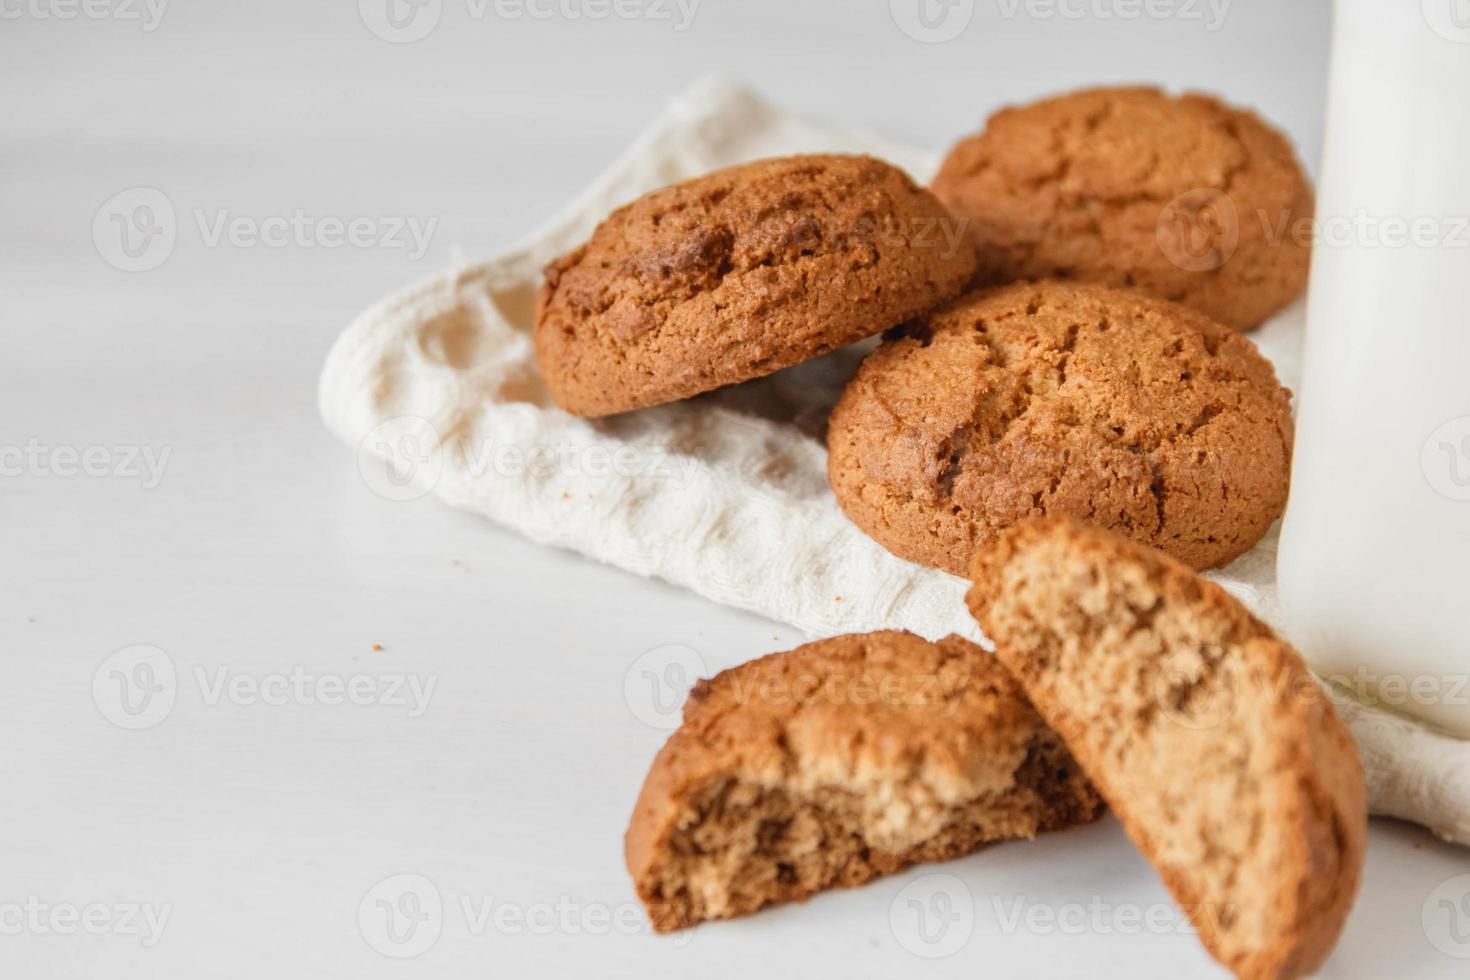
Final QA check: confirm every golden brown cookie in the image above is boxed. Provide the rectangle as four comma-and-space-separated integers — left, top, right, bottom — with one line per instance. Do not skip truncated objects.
624, 630, 1102, 931
932, 86, 1313, 330
826, 281, 1293, 575
967, 519, 1366, 980
536, 154, 977, 417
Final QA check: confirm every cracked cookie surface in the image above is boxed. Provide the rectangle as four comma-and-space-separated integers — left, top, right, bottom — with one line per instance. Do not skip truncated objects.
826, 281, 1293, 575
536, 154, 977, 417
624, 630, 1102, 931
931, 86, 1313, 330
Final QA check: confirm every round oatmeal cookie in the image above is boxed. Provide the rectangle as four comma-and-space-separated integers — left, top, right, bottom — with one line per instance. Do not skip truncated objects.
624, 630, 1102, 932
535, 154, 977, 417
931, 86, 1313, 331
826, 281, 1293, 575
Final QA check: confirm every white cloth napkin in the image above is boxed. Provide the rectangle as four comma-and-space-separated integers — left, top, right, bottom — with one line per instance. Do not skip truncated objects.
320, 76, 1470, 845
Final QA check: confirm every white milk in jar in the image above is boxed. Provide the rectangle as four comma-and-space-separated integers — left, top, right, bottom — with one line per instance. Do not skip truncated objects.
1277, 0, 1470, 735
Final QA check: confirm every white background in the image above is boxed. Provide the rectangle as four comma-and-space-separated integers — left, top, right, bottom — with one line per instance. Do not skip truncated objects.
5, 0, 1470, 976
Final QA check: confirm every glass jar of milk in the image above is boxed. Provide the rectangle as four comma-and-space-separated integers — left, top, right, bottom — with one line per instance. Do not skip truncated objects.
1277, 0, 1470, 735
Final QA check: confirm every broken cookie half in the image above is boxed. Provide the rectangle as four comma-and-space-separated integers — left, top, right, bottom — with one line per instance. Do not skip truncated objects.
624, 630, 1103, 931
969, 518, 1366, 980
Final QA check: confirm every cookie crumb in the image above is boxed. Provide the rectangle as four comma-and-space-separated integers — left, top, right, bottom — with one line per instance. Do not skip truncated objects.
371, 644, 383, 652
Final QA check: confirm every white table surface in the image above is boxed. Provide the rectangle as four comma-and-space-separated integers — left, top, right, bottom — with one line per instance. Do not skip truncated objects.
5, 1, 1470, 976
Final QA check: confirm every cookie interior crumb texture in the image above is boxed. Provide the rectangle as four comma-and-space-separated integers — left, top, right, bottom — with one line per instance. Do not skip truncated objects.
624, 631, 1103, 931
968, 519, 1366, 980
827, 280, 1293, 576
931, 86, 1313, 330
535, 154, 977, 417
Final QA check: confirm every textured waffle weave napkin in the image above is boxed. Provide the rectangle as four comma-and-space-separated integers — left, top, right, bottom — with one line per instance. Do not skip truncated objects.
320, 76, 1470, 845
